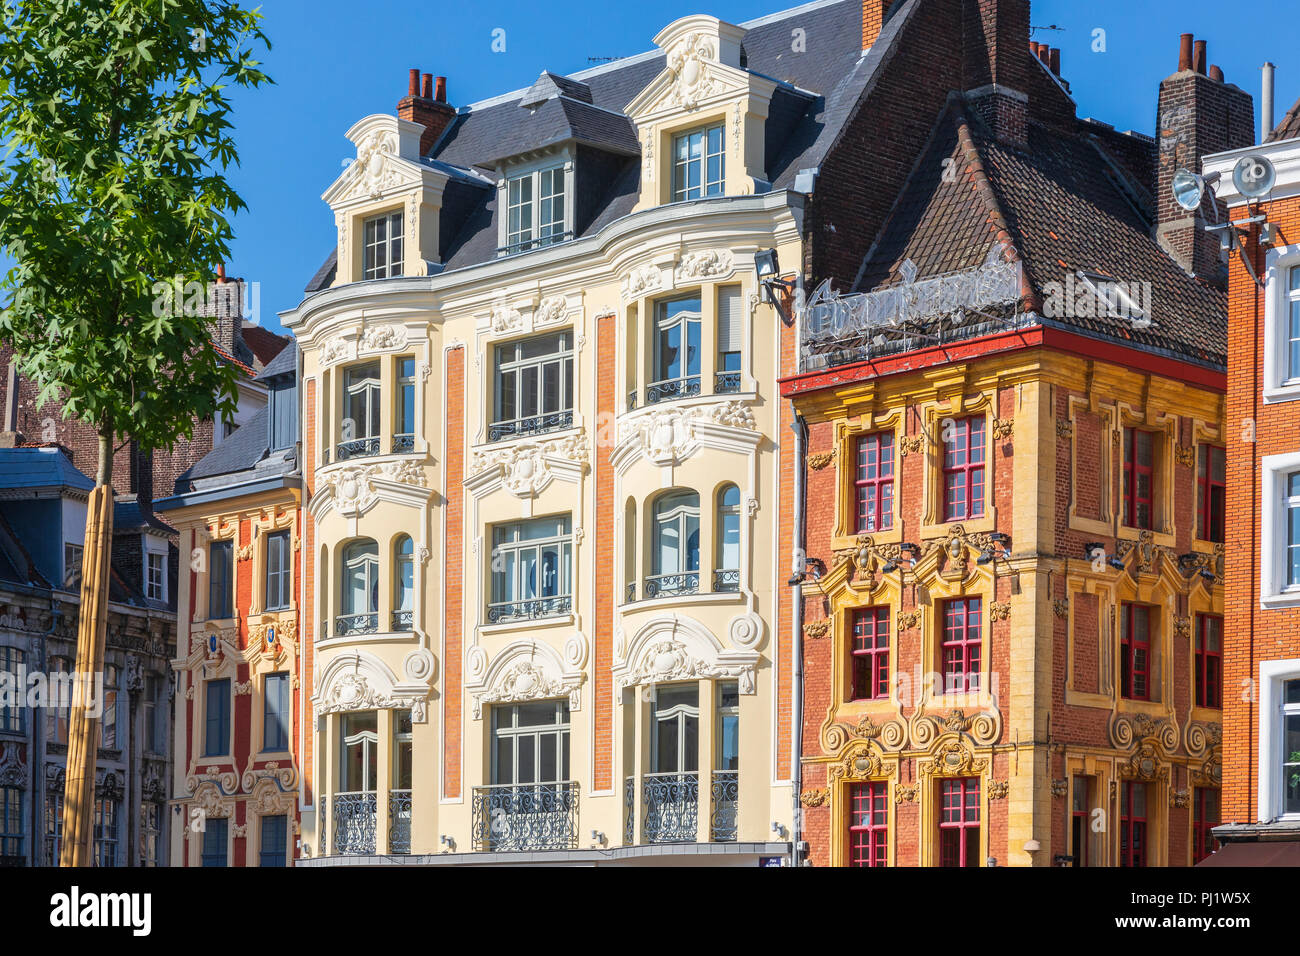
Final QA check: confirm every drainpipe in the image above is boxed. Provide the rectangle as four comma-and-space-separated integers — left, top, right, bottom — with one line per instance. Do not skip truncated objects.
790, 405, 807, 866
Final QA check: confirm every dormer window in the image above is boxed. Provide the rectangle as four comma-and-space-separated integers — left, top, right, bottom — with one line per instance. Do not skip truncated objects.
505, 166, 567, 253
363, 211, 403, 279
673, 124, 725, 201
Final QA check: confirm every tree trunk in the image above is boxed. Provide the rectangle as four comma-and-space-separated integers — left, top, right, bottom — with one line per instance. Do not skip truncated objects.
60, 430, 114, 866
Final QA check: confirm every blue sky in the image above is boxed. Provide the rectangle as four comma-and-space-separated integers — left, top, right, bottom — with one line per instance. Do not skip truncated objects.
222, 0, 1300, 334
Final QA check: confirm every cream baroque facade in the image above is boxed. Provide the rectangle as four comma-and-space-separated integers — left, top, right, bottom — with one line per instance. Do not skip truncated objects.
285, 13, 802, 864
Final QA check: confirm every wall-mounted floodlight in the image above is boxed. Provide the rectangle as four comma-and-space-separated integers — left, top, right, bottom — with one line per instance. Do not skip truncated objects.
755, 248, 797, 325
1171, 168, 1220, 212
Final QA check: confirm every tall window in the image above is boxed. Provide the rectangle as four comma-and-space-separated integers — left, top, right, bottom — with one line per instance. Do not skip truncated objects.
259, 814, 287, 868
1119, 782, 1147, 867
0, 786, 22, 861
650, 491, 700, 597
1122, 428, 1156, 530
848, 781, 888, 867
200, 816, 227, 867
393, 709, 413, 790
340, 539, 379, 634
651, 684, 699, 774
852, 608, 890, 701
362, 210, 402, 279
0, 647, 24, 732
341, 362, 381, 458
491, 700, 571, 785
46, 657, 69, 744
1197, 445, 1226, 542
1192, 788, 1220, 864
208, 540, 233, 619
269, 379, 297, 451
715, 485, 741, 592
146, 551, 165, 600
394, 357, 416, 451
204, 679, 230, 758
1281, 679, 1300, 816
1071, 776, 1090, 867
649, 297, 701, 403
1195, 615, 1223, 709
143, 674, 165, 755
855, 432, 895, 532
491, 332, 574, 441
102, 664, 120, 749
1121, 604, 1152, 701
394, 535, 414, 629
64, 542, 83, 591
673, 124, 724, 200
505, 166, 566, 253
44, 792, 62, 865
942, 417, 985, 521
1287, 471, 1300, 589
938, 778, 979, 867
265, 529, 291, 611
489, 515, 573, 622
716, 682, 739, 772
716, 286, 742, 393
941, 598, 982, 693
341, 711, 378, 792
94, 797, 119, 867
263, 672, 289, 752
1288, 265, 1300, 383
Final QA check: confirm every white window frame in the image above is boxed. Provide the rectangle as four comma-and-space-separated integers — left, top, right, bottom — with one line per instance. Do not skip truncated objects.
63, 542, 83, 592
488, 515, 573, 622
144, 541, 166, 602
362, 210, 403, 280
1261, 451, 1300, 608
1263, 244, 1300, 404
673, 124, 725, 201
490, 331, 575, 441
497, 152, 574, 256
1258, 658, 1300, 822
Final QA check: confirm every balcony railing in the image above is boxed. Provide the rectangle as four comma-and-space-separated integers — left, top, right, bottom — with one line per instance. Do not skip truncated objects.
391, 609, 412, 631
335, 612, 379, 637
498, 230, 574, 256
336, 437, 380, 462
715, 371, 742, 393
388, 790, 411, 854
486, 595, 572, 624
710, 771, 739, 842
471, 782, 580, 851
392, 433, 415, 454
624, 777, 635, 846
646, 375, 701, 405
712, 569, 740, 592
332, 790, 377, 855
625, 582, 636, 604
644, 572, 699, 599
627, 390, 637, 412
487, 410, 573, 443
642, 771, 698, 843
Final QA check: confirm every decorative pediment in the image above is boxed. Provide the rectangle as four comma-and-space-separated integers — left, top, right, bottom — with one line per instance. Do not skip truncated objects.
826, 739, 893, 787
920, 737, 989, 779
1108, 710, 1178, 752
311, 458, 431, 518
625, 16, 755, 120
322, 114, 444, 208
314, 650, 431, 723
613, 400, 758, 469
466, 431, 589, 499
614, 614, 760, 695
466, 639, 585, 719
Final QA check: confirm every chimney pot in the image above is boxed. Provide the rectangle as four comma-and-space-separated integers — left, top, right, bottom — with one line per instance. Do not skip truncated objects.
216, 263, 227, 283
407, 68, 419, 97
1193, 40, 1207, 75
1037, 43, 1050, 64
1049, 48, 1061, 76
435, 76, 447, 103
1179, 33, 1193, 72
1209, 64, 1223, 83
421, 73, 433, 99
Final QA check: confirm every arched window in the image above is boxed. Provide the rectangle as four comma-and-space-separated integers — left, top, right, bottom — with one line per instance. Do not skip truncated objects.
649, 491, 700, 597
339, 539, 379, 635
715, 484, 741, 592
393, 536, 414, 630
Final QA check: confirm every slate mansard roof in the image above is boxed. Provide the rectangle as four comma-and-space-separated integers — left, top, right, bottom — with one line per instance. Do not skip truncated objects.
306, 0, 877, 293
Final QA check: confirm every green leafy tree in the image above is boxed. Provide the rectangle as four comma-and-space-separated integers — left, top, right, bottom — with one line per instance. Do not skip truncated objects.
0, 0, 271, 481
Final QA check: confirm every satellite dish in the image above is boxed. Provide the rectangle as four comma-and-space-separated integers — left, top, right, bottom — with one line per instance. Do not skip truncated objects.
1233, 154, 1276, 198
1172, 168, 1207, 211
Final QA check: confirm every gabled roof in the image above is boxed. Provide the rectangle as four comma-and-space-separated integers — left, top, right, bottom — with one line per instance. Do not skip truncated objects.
852, 98, 1226, 369
0, 446, 94, 493
1268, 94, 1300, 143
241, 323, 293, 369
255, 341, 297, 382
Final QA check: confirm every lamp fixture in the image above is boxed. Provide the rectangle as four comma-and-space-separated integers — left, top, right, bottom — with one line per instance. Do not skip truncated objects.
754, 248, 798, 325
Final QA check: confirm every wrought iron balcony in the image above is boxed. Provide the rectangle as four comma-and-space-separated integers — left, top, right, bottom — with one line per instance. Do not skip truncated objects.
332, 790, 377, 855
715, 371, 742, 394
335, 612, 379, 637
712, 569, 740, 592
710, 771, 739, 842
644, 572, 699, 599
624, 777, 635, 846
388, 790, 411, 855
471, 781, 580, 851
392, 433, 415, 454
645, 375, 701, 405
336, 437, 380, 462
391, 609, 413, 631
487, 410, 574, 443
642, 771, 699, 844
627, 390, 637, 412
486, 594, 572, 624
625, 582, 636, 604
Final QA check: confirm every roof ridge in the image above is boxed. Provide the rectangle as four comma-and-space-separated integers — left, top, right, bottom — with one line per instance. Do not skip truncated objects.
951, 100, 1032, 288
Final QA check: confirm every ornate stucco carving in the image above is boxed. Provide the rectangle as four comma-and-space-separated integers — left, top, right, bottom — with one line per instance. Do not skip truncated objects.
800, 788, 828, 808
802, 619, 830, 640
317, 458, 429, 516
615, 616, 760, 696
806, 450, 836, 470
675, 249, 734, 281
468, 640, 584, 719
360, 323, 406, 353
490, 297, 523, 334
534, 294, 569, 327
349, 128, 402, 199
620, 263, 662, 301
666, 31, 721, 109
468, 432, 589, 498
616, 400, 756, 466
319, 335, 350, 367
920, 738, 989, 778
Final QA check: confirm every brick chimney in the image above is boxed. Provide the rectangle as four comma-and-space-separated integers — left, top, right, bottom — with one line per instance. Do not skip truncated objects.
397, 68, 455, 156
862, 0, 891, 49
963, 0, 1035, 148
1155, 33, 1255, 280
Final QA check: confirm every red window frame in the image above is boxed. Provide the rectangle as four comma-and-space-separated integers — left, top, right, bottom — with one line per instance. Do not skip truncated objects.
942, 417, 986, 521
855, 433, 895, 533
1122, 428, 1155, 530
938, 777, 980, 867
848, 781, 888, 867
1119, 781, 1147, 867
1195, 615, 1223, 709
1071, 776, 1089, 867
941, 597, 982, 693
1120, 604, 1151, 701
851, 607, 890, 701
1197, 444, 1226, 543
1192, 788, 1220, 864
